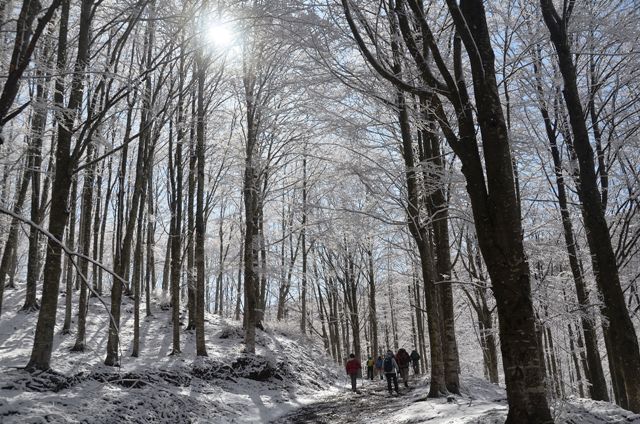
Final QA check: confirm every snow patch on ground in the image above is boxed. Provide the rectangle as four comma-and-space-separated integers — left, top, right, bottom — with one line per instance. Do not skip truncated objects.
0, 287, 339, 423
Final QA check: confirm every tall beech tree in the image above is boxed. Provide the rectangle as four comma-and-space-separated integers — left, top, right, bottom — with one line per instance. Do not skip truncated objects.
341, 0, 552, 420
540, 0, 640, 412
26, 0, 93, 371
530, 44, 608, 401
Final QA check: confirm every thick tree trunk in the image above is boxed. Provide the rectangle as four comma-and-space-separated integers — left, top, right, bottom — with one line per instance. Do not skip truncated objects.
386, 8, 447, 394
395, 88, 446, 396
27, 0, 92, 371
169, 118, 183, 354
420, 97, 460, 394
243, 103, 259, 353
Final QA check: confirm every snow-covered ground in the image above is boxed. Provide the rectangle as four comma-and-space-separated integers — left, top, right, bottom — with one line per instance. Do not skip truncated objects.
274, 374, 640, 424
0, 287, 339, 423
2, 286, 640, 423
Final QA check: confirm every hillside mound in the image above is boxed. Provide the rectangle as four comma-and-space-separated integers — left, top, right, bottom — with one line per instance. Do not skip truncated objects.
0, 287, 339, 423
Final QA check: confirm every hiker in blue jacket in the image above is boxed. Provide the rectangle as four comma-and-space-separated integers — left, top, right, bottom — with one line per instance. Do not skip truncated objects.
382, 350, 400, 395
375, 355, 384, 380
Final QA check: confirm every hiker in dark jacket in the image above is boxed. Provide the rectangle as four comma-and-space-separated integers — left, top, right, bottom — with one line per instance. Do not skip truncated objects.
375, 355, 384, 380
345, 353, 362, 392
410, 349, 421, 375
396, 348, 411, 387
383, 350, 400, 395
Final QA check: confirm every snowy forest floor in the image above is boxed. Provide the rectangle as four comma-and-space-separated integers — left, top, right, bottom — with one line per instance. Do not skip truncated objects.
1, 286, 640, 423
274, 374, 640, 424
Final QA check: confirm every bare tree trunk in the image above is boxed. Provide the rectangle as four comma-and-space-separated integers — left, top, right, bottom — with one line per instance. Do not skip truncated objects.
161, 235, 170, 294
300, 155, 308, 333
168, 34, 186, 357
214, 204, 225, 315
185, 80, 196, 332
144, 162, 154, 317
131, 194, 144, 357
242, 63, 262, 352
420, 101, 460, 394
412, 269, 427, 374
62, 179, 78, 334
0, 160, 30, 315
235, 233, 243, 321
23, 33, 53, 311
540, 1, 640, 410
72, 140, 95, 351
95, 156, 113, 297
367, 241, 378, 358
532, 46, 608, 401
567, 320, 584, 398
27, 0, 92, 371
396, 87, 446, 395
168, 118, 183, 353
194, 51, 208, 357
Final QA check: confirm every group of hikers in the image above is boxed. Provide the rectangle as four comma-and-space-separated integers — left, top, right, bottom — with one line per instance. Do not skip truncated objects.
345, 348, 421, 395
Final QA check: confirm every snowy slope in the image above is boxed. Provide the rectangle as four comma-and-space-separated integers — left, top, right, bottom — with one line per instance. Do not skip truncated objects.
0, 287, 339, 423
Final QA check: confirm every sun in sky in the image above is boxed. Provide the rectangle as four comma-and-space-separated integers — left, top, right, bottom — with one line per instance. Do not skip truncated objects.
205, 20, 235, 48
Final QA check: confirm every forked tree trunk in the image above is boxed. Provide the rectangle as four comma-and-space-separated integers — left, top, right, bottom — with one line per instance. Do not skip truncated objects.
386, 7, 447, 394
419, 96, 460, 394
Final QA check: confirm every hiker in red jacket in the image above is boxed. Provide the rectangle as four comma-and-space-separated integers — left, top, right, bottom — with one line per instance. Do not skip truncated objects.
396, 348, 411, 388
345, 353, 362, 392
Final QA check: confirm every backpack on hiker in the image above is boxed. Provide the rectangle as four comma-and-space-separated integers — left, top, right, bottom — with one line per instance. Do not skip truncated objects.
383, 357, 394, 373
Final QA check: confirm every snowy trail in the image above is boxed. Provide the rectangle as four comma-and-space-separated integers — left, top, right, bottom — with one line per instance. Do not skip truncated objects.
272, 377, 417, 423
272, 375, 640, 424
